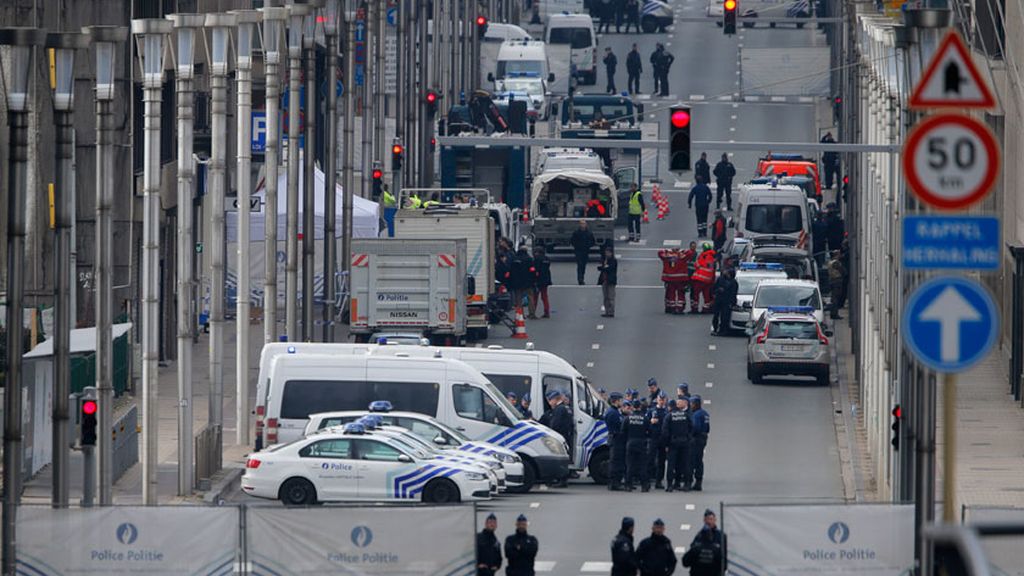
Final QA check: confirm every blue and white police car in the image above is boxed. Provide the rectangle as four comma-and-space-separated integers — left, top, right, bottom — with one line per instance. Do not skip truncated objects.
732, 262, 790, 331
241, 422, 493, 505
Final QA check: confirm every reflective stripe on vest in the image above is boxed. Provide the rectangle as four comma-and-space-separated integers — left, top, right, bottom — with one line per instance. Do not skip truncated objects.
693, 266, 714, 283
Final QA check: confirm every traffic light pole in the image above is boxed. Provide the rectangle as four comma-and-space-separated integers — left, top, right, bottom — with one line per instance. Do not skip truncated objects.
323, 7, 339, 342
303, 19, 317, 342
95, 71, 116, 507
285, 13, 303, 343
342, 3, 356, 280
418, 0, 432, 185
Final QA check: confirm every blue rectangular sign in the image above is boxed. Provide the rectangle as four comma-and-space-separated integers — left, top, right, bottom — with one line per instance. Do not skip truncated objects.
251, 110, 267, 153
902, 216, 1000, 270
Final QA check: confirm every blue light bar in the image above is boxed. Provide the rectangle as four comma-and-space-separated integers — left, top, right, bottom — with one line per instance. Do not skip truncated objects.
767, 306, 815, 314
368, 400, 394, 412
739, 262, 785, 271
764, 153, 807, 161
343, 423, 366, 434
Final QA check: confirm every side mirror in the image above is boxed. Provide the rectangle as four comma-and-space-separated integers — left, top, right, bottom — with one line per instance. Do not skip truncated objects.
487, 72, 495, 82
433, 435, 448, 446
548, 72, 555, 83
744, 328, 754, 337
726, 217, 735, 227
397, 454, 413, 463
824, 329, 834, 337
467, 275, 476, 296
742, 302, 752, 309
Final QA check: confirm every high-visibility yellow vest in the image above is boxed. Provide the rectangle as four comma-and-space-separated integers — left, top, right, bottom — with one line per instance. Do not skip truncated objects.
423, 200, 440, 207
407, 195, 422, 209
628, 190, 643, 215
382, 190, 396, 207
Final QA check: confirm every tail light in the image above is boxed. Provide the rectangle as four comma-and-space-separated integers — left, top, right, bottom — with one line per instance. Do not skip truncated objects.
266, 418, 279, 444
592, 48, 597, 67
255, 405, 265, 439
521, 209, 530, 222
755, 324, 769, 344
246, 458, 262, 469
816, 324, 829, 346
468, 306, 485, 316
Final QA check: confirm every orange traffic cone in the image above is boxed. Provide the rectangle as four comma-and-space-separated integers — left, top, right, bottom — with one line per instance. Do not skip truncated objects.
512, 307, 529, 339
642, 209, 650, 223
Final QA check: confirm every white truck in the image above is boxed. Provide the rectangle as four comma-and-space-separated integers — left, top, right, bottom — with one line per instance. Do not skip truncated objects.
349, 238, 468, 345
530, 169, 618, 251
393, 209, 495, 340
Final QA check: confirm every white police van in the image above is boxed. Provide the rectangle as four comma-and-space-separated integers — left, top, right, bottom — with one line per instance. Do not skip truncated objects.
242, 422, 493, 505
305, 403, 527, 490
256, 349, 570, 490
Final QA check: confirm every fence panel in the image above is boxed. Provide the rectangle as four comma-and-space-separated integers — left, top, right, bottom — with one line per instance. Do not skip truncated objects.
963, 506, 1024, 576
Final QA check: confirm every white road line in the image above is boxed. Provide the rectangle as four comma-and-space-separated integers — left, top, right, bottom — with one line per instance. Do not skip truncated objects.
707, 363, 715, 369
689, 94, 705, 100
673, 180, 690, 188
718, 95, 731, 101
730, 115, 737, 120
586, 361, 595, 368
581, 561, 613, 572
771, 95, 786, 102
708, 344, 717, 350
666, 42, 672, 47
799, 96, 815, 103
530, 502, 541, 508
592, 343, 601, 350
534, 561, 557, 572
737, 43, 743, 48
746, 95, 760, 102
706, 382, 714, 388
704, 399, 712, 405
735, 70, 741, 75
539, 484, 549, 491
675, 546, 688, 554
732, 103, 739, 108
685, 504, 696, 511
680, 524, 692, 531
597, 324, 605, 330
728, 139, 735, 143
729, 127, 736, 132
663, 239, 682, 246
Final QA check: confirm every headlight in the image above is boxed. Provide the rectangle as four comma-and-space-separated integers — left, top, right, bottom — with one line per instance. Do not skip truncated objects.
541, 435, 567, 456
493, 452, 515, 464
463, 471, 487, 481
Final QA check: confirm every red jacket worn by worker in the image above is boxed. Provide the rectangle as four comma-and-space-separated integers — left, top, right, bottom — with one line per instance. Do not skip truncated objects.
692, 250, 716, 283
658, 249, 690, 282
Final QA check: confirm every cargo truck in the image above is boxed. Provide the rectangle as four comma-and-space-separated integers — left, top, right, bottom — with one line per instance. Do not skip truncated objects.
349, 239, 468, 345
530, 169, 617, 250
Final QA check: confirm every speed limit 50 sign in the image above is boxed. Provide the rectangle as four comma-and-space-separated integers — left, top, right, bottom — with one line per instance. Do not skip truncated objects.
902, 114, 1000, 210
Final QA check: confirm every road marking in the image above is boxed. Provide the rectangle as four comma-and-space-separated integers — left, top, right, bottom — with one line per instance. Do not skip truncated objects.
707, 363, 715, 369
718, 95, 731, 101
771, 96, 787, 102
592, 343, 601, 350
530, 502, 541, 508
732, 103, 739, 108
730, 115, 737, 120
674, 180, 690, 188
637, 94, 651, 100
746, 95, 760, 101
675, 546, 687, 554
735, 70, 741, 75
685, 504, 695, 511
619, 235, 628, 240
581, 561, 613, 572
586, 362, 595, 368
737, 43, 743, 48
729, 127, 736, 132
799, 96, 815, 103
668, 34, 674, 38
535, 561, 557, 572
663, 239, 682, 246
680, 523, 692, 531
708, 344, 716, 350
666, 42, 672, 47
539, 484, 549, 491
597, 324, 605, 330
704, 399, 712, 405
475, 343, 483, 348
728, 139, 735, 143
689, 94, 705, 100
706, 382, 713, 388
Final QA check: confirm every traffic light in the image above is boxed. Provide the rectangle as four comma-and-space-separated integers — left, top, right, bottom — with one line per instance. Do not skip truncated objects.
371, 166, 383, 200
891, 405, 901, 451
832, 95, 842, 122
723, 0, 738, 35
669, 106, 692, 172
425, 90, 439, 117
391, 141, 404, 170
80, 386, 98, 447
476, 15, 488, 39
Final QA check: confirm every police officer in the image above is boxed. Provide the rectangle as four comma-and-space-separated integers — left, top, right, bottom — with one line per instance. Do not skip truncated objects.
519, 394, 534, 420
545, 391, 574, 486
676, 383, 690, 401
646, 378, 662, 404
611, 517, 638, 576
646, 393, 669, 490
682, 510, 727, 576
504, 514, 539, 576
636, 518, 677, 576
690, 395, 710, 492
604, 392, 626, 491
622, 400, 650, 492
506, 391, 519, 406
663, 396, 694, 492
477, 513, 503, 576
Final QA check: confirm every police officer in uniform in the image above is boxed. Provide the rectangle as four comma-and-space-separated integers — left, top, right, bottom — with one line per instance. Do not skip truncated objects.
519, 394, 534, 420
622, 400, 650, 492
504, 515, 539, 576
604, 392, 626, 491
676, 383, 690, 401
663, 396, 694, 492
545, 390, 574, 487
611, 516, 638, 576
646, 393, 669, 490
682, 510, 727, 576
646, 378, 662, 404
690, 395, 710, 492
477, 513, 503, 576
636, 518, 677, 576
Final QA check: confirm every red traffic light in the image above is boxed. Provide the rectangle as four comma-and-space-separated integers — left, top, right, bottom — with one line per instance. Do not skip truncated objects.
425, 91, 438, 104
724, 0, 737, 10
843, 175, 849, 185
82, 400, 98, 416
372, 169, 383, 179
392, 144, 404, 155
476, 15, 487, 26
892, 405, 902, 419
671, 109, 691, 129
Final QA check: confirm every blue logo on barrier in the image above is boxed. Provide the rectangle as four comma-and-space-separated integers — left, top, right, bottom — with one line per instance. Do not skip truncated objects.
827, 522, 850, 544
351, 526, 373, 548
116, 523, 139, 545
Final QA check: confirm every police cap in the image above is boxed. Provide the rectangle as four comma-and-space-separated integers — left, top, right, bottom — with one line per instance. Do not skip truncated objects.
517, 514, 528, 522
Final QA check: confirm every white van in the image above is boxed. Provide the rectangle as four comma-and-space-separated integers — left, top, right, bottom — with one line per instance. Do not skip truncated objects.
481, 23, 533, 86
545, 14, 597, 85
258, 349, 571, 489
490, 40, 555, 87
735, 182, 811, 251
538, 148, 605, 173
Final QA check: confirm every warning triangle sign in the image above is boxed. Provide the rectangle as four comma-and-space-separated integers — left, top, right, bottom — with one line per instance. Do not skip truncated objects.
909, 30, 996, 109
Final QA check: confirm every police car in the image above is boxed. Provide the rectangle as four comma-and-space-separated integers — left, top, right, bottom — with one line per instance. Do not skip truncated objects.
732, 262, 789, 331
748, 278, 824, 328
493, 74, 548, 120
746, 307, 832, 385
241, 422, 493, 505
304, 402, 527, 489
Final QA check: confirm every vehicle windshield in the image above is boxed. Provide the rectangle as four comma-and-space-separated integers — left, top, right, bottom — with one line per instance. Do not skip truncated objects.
569, 103, 633, 124
745, 205, 803, 234
479, 378, 522, 422
500, 79, 543, 94
753, 285, 821, 309
497, 60, 544, 78
548, 27, 592, 49
737, 274, 780, 295
767, 321, 819, 340
384, 434, 433, 459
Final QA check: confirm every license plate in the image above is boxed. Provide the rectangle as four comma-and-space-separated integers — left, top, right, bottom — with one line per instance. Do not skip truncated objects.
782, 345, 804, 351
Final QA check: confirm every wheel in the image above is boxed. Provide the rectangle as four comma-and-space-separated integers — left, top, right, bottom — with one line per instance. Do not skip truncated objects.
423, 478, 461, 503
641, 15, 658, 33
817, 369, 830, 386
507, 457, 537, 493
746, 363, 753, 381
749, 366, 764, 384
588, 448, 610, 485
769, 21, 776, 28
279, 477, 317, 506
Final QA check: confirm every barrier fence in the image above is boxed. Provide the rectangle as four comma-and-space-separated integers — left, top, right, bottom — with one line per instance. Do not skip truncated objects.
15, 503, 476, 576
961, 505, 1024, 576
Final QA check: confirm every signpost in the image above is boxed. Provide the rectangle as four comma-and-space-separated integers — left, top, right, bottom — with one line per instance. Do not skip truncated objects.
903, 277, 998, 373
908, 31, 996, 110
251, 110, 267, 154
902, 113, 999, 209
902, 216, 1000, 270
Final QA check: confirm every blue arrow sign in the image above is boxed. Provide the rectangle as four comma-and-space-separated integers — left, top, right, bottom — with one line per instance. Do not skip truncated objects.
902, 215, 1000, 270
903, 276, 998, 373
386, 6, 398, 26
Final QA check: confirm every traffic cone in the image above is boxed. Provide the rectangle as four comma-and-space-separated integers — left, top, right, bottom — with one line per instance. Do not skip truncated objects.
642, 209, 650, 223
512, 307, 529, 339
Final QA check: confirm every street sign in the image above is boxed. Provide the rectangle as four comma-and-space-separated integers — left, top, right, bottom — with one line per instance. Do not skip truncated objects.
903, 276, 998, 373
386, 6, 397, 26
909, 30, 996, 110
902, 215, 1000, 270
227, 197, 265, 213
251, 111, 267, 153
902, 113, 999, 210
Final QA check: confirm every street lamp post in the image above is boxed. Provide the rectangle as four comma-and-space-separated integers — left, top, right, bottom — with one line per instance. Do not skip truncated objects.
47, 29, 91, 509
323, 0, 340, 342
285, 2, 310, 342
168, 12, 204, 498
0, 24, 46, 573
302, 3, 323, 342
261, 6, 286, 346
204, 12, 237, 460
232, 9, 261, 445
131, 17, 172, 506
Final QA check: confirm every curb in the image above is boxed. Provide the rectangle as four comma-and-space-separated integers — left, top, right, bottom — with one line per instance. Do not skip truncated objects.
201, 465, 244, 505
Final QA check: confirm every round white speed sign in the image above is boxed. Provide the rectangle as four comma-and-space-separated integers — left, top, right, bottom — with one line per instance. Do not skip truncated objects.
902, 114, 999, 210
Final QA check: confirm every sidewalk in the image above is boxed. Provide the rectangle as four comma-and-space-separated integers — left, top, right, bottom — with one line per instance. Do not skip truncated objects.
23, 319, 264, 506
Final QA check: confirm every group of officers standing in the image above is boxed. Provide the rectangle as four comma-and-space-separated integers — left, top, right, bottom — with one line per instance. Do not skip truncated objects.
603, 380, 710, 493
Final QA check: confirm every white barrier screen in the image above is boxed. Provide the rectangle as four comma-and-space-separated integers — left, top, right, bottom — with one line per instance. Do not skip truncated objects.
247, 505, 476, 575
725, 504, 914, 575
17, 506, 239, 575
963, 506, 1024, 575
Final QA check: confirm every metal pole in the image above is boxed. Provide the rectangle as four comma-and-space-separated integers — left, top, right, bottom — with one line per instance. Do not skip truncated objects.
342, 3, 356, 278
53, 106, 74, 508
263, 8, 286, 345
942, 373, 956, 523
324, 4, 339, 343
418, 0, 431, 186
916, 372, 937, 573
285, 4, 307, 342
302, 12, 317, 343
375, 0, 386, 168
95, 82, 115, 507
362, 2, 374, 200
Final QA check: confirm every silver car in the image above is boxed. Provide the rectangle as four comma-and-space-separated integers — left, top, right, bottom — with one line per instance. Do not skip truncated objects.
746, 308, 832, 385
731, 264, 789, 331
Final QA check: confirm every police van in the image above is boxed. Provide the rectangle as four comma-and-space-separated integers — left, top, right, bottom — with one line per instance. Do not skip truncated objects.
256, 348, 570, 490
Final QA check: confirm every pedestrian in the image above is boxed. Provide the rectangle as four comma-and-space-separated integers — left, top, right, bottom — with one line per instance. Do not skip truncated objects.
621, 399, 650, 491
615, 0, 626, 32
605, 392, 626, 490
645, 378, 662, 404
828, 250, 846, 319
694, 152, 711, 187
658, 49, 674, 96
611, 517, 638, 576
545, 390, 574, 485
520, 394, 534, 420
682, 510, 727, 576
710, 210, 727, 252
687, 178, 713, 238
676, 383, 690, 400
712, 153, 736, 210
690, 243, 716, 314
636, 518, 677, 576
597, 0, 615, 33
626, 44, 642, 95
624, 0, 641, 33
497, 251, 513, 293
681, 242, 698, 313
604, 47, 618, 94
646, 392, 669, 490
663, 396, 693, 492
510, 245, 535, 312
531, 246, 552, 318
689, 395, 709, 492
571, 220, 596, 285
825, 205, 845, 252
506, 391, 519, 406
821, 132, 839, 190
649, 44, 664, 94
598, 244, 618, 318
504, 515, 539, 576
658, 248, 689, 314
477, 513, 503, 576
710, 268, 737, 336
811, 211, 828, 267
628, 184, 646, 242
